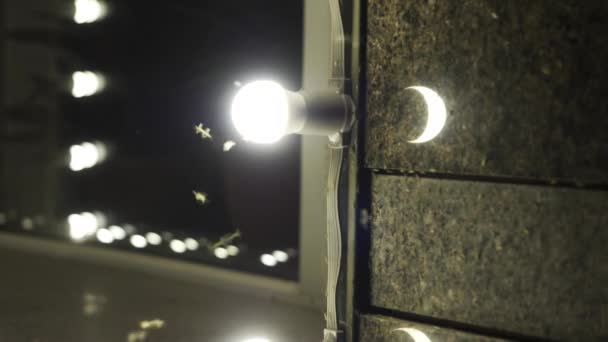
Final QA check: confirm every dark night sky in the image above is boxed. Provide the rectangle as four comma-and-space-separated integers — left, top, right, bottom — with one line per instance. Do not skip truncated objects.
3, 0, 304, 279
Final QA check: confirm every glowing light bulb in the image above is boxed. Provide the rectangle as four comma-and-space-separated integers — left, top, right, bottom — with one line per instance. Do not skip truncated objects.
130, 234, 147, 248
96, 228, 113, 244
72, 71, 104, 98
184, 237, 199, 251
214, 247, 229, 259
109, 225, 126, 240
231, 80, 289, 143
146, 232, 162, 246
170, 239, 186, 253
272, 250, 288, 263
80, 212, 98, 235
74, 0, 105, 24
260, 254, 277, 267
69, 141, 106, 171
68, 213, 94, 241
242, 339, 271, 342
226, 245, 240, 256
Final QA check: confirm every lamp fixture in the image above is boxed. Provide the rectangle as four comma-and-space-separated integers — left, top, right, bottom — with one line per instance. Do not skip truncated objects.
230, 80, 355, 143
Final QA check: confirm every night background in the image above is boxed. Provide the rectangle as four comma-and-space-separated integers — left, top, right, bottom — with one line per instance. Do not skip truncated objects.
1, 0, 304, 279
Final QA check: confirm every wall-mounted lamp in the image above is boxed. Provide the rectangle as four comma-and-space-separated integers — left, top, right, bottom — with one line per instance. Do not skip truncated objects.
230, 80, 355, 143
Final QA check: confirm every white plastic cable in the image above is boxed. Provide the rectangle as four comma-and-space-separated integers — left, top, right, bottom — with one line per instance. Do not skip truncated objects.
325, 0, 346, 340
329, 0, 346, 91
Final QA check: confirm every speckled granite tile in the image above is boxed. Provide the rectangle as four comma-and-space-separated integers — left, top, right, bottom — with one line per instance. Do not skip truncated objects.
365, 0, 608, 183
360, 315, 508, 342
370, 175, 608, 341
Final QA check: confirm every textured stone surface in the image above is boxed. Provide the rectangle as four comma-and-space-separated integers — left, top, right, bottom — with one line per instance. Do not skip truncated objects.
365, 0, 608, 183
360, 315, 507, 342
370, 175, 608, 340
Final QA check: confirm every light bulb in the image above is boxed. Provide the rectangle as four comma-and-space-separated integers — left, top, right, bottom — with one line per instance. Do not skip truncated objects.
184, 237, 199, 251
170, 239, 186, 253
214, 247, 229, 259
260, 254, 277, 267
226, 245, 240, 256
72, 71, 104, 98
74, 0, 106, 24
230, 80, 355, 143
109, 225, 126, 240
146, 232, 162, 245
69, 141, 106, 171
272, 250, 288, 263
96, 228, 114, 244
130, 234, 147, 248
231, 80, 289, 143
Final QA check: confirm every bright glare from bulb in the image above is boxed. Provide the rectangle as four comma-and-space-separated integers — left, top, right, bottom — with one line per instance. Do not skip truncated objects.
242, 339, 271, 342
130, 234, 147, 248
69, 141, 106, 171
74, 0, 105, 24
109, 225, 126, 240
260, 254, 277, 267
72, 71, 104, 98
226, 245, 240, 256
272, 250, 289, 263
214, 247, 229, 259
170, 239, 186, 253
184, 238, 199, 251
231, 80, 289, 144
407, 86, 447, 144
394, 328, 432, 342
146, 232, 162, 246
96, 228, 114, 244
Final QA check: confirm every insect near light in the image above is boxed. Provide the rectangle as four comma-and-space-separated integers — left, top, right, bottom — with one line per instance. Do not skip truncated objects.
230, 80, 355, 143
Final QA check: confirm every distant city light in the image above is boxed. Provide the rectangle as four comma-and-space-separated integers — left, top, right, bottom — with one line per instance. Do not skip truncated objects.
74, 0, 106, 24
170, 239, 186, 253
21, 217, 34, 230
68, 212, 100, 241
146, 232, 162, 246
226, 245, 240, 256
214, 247, 229, 259
260, 254, 277, 267
72, 71, 104, 98
109, 225, 126, 240
96, 228, 114, 244
184, 238, 199, 251
130, 234, 147, 248
272, 250, 288, 263
69, 141, 106, 171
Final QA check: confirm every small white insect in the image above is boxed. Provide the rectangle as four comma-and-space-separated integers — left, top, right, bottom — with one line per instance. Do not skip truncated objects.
194, 123, 212, 140
192, 190, 209, 205
223, 140, 237, 152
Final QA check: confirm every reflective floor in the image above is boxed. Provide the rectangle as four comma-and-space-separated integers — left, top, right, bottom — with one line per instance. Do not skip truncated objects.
0, 235, 322, 342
